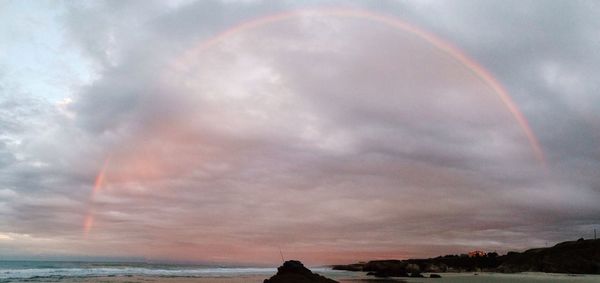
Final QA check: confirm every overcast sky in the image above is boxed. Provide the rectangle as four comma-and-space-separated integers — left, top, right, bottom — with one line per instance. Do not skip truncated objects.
0, 0, 599, 265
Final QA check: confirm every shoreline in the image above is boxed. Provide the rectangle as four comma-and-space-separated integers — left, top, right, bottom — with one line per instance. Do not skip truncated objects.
6, 272, 600, 283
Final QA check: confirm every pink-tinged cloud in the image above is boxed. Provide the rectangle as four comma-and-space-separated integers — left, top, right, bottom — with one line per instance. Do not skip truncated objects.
4, 1, 599, 266
170, 8, 546, 168
79, 9, 549, 264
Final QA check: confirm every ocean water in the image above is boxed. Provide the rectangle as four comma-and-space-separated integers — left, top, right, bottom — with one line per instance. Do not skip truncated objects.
0, 261, 359, 282
1, 261, 600, 283
0, 261, 274, 282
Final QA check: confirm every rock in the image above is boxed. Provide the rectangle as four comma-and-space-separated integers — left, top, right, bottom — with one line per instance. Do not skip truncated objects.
405, 263, 420, 273
331, 263, 364, 271
409, 272, 424, 278
424, 263, 447, 273
497, 239, 600, 274
264, 260, 338, 283
363, 260, 409, 277
333, 238, 600, 276
430, 274, 442, 278
369, 270, 409, 278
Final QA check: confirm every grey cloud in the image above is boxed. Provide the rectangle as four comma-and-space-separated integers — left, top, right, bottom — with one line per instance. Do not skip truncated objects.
0, 0, 598, 264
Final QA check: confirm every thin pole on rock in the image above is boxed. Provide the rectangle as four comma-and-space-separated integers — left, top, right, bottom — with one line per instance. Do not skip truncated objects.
279, 246, 285, 263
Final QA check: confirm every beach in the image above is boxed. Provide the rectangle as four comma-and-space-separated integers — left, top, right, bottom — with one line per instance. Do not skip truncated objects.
44, 273, 600, 283
1, 260, 600, 283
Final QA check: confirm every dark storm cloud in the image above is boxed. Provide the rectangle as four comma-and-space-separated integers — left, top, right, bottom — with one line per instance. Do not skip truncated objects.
0, 0, 598, 264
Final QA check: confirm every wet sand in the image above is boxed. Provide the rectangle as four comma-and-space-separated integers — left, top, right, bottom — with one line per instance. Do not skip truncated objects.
55, 273, 600, 283
55, 275, 404, 283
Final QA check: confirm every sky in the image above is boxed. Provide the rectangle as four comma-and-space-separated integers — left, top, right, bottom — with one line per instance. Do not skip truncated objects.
0, 0, 599, 265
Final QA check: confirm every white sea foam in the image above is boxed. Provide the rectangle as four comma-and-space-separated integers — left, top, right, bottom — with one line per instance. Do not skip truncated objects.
0, 266, 277, 280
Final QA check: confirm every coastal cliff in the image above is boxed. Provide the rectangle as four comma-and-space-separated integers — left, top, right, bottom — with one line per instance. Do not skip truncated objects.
498, 238, 600, 273
333, 238, 600, 276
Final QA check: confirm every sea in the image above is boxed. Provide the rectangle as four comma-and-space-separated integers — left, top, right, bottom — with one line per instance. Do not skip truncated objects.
1, 261, 600, 283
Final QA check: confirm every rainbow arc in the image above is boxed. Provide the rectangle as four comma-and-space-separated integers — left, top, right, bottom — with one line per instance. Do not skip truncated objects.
84, 8, 547, 236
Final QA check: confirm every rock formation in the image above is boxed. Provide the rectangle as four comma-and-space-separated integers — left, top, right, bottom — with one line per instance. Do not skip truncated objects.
497, 238, 600, 274
264, 260, 338, 283
333, 238, 600, 276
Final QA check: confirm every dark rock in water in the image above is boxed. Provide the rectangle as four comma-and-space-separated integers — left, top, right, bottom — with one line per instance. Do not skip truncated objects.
409, 272, 424, 278
264, 260, 338, 283
363, 260, 405, 272
363, 260, 409, 277
368, 269, 409, 278
430, 274, 442, 278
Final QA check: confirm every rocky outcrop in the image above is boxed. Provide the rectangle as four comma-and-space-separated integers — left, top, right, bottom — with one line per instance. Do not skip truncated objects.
332, 239, 600, 276
363, 260, 408, 277
264, 260, 338, 283
497, 238, 600, 274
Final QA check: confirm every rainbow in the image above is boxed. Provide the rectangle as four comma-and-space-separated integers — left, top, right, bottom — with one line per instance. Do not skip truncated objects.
83, 157, 109, 236
170, 7, 546, 166
84, 7, 547, 235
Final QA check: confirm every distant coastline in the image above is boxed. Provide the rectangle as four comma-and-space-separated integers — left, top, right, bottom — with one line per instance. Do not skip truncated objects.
332, 238, 600, 278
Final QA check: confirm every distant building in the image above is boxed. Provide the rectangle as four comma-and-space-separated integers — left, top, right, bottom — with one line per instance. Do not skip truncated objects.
468, 250, 487, 257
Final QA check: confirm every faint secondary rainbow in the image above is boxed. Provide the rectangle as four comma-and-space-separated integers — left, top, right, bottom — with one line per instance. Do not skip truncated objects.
85, 7, 548, 235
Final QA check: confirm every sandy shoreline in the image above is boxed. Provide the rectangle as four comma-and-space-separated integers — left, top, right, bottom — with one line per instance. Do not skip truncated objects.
52, 275, 399, 283
48, 273, 600, 283
58, 275, 269, 283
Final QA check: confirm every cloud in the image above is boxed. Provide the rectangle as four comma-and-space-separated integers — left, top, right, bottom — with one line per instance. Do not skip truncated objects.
0, 0, 598, 265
